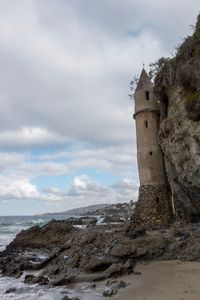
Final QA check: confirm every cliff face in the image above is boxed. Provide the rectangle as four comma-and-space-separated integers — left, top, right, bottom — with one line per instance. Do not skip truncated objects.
159, 89, 200, 221
154, 15, 200, 221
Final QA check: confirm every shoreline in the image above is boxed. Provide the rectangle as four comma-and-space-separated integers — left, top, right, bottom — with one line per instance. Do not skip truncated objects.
61, 260, 200, 299
2, 260, 200, 299
2, 216, 200, 299
114, 260, 200, 300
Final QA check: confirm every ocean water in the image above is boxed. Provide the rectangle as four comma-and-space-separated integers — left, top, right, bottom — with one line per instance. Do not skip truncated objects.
0, 214, 70, 299
0, 214, 70, 252
0, 215, 104, 300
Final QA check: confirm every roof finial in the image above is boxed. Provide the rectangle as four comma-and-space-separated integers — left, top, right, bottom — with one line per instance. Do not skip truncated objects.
143, 63, 145, 68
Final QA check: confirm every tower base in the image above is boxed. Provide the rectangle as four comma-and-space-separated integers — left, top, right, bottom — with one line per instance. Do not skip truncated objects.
133, 185, 173, 229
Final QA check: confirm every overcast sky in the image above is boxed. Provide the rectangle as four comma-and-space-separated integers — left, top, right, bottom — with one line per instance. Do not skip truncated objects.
0, 0, 199, 215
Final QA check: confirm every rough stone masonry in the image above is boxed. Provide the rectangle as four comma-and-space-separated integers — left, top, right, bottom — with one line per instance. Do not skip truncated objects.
133, 69, 173, 228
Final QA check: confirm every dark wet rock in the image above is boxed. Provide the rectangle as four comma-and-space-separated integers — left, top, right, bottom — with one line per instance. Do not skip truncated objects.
24, 274, 35, 284
115, 280, 127, 289
126, 226, 146, 239
67, 217, 97, 226
103, 288, 118, 297
84, 255, 119, 272
103, 216, 124, 223
86, 283, 96, 289
61, 296, 80, 300
109, 243, 137, 258
75, 273, 106, 282
24, 274, 49, 285
52, 274, 75, 286
2, 218, 200, 291
5, 288, 17, 294
61, 297, 71, 300
103, 260, 134, 278
106, 279, 127, 290
1, 264, 23, 278
106, 279, 118, 286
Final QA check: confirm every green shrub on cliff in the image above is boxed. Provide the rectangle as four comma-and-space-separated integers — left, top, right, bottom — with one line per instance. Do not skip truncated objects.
153, 14, 200, 122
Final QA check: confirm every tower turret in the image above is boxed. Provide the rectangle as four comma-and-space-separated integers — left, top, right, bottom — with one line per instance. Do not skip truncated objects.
133, 69, 172, 228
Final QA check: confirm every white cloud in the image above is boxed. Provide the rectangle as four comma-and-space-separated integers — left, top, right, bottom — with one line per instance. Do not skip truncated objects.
0, 139, 138, 179
0, 175, 66, 203
0, 151, 69, 176
0, 127, 68, 148
0, 1, 199, 149
67, 175, 138, 206
0, 0, 170, 149
38, 145, 138, 177
0, 152, 25, 172
0, 175, 39, 200
71, 175, 137, 204
0, 174, 138, 208
68, 175, 107, 196
0, 1, 199, 213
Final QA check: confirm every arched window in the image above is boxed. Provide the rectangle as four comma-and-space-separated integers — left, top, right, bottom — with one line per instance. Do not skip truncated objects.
145, 121, 148, 128
145, 91, 150, 100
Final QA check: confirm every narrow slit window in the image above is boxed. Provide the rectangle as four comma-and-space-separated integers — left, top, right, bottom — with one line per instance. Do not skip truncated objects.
149, 151, 153, 156
145, 91, 150, 100
156, 197, 159, 203
145, 121, 148, 128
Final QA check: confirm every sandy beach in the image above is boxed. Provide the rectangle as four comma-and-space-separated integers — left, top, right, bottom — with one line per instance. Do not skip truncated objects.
114, 260, 200, 300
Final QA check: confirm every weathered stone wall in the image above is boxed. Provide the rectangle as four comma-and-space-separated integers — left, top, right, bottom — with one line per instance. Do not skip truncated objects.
134, 69, 168, 187
135, 111, 167, 186
134, 85, 159, 115
133, 185, 173, 228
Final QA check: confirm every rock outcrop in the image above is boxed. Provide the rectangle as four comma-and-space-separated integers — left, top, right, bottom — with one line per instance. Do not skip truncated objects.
154, 14, 200, 221
1, 15, 200, 300
2, 219, 200, 287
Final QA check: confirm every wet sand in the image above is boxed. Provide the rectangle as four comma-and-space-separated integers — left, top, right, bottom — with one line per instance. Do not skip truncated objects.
114, 260, 200, 300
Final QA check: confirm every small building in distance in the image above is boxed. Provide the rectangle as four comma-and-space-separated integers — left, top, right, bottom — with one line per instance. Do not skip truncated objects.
133, 69, 173, 228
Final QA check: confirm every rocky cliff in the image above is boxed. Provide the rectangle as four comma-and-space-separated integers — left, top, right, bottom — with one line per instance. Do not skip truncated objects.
154, 15, 200, 221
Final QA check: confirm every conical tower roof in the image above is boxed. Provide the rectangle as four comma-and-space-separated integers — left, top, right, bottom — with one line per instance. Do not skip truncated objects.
135, 68, 152, 91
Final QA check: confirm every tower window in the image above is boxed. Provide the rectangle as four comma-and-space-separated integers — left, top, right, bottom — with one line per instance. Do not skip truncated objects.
145, 91, 150, 100
156, 197, 159, 203
149, 151, 153, 156
145, 121, 148, 128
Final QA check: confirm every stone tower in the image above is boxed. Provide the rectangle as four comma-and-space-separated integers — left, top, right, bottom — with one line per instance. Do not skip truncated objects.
133, 69, 172, 228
